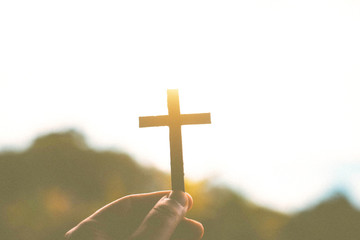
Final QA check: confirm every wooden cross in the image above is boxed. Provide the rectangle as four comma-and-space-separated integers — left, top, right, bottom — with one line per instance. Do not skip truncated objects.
139, 89, 211, 191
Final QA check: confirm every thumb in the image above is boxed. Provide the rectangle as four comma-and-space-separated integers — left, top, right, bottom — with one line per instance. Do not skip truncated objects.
129, 191, 189, 240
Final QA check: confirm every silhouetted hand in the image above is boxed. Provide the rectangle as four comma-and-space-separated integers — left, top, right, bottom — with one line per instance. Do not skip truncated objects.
65, 191, 204, 240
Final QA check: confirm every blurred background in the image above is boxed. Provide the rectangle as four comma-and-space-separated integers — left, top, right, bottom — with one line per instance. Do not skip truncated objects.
1, 0, 360, 239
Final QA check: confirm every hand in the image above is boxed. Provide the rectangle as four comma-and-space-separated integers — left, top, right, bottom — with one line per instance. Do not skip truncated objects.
65, 190, 204, 240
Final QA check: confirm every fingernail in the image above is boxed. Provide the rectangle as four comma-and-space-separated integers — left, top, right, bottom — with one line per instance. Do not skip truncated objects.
169, 191, 187, 207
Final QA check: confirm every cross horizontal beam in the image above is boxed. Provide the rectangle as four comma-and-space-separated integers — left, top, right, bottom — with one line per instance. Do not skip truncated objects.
139, 115, 170, 128
181, 113, 211, 125
139, 113, 211, 128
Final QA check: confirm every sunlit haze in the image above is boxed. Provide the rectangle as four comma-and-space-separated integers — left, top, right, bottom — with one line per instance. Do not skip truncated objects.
1, 0, 360, 212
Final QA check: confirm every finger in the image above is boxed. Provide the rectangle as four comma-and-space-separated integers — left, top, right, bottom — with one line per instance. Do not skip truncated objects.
93, 191, 193, 227
129, 191, 190, 240
65, 219, 101, 240
66, 191, 194, 240
171, 218, 204, 240
67, 191, 173, 239
95, 191, 171, 217
90, 191, 193, 220
128, 191, 193, 212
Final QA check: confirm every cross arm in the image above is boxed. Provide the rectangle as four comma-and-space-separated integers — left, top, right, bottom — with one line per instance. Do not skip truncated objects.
181, 113, 211, 125
139, 115, 170, 128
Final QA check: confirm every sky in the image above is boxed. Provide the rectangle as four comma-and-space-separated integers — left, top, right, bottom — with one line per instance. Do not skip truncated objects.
1, 0, 360, 213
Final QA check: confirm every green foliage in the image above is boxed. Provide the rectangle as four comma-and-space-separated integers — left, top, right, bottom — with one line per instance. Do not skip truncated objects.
0, 130, 359, 240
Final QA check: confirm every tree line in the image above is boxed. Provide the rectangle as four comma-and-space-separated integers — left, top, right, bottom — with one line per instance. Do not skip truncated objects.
0, 130, 359, 240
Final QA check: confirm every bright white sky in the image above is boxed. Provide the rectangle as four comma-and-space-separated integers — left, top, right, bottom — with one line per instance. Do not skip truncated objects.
1, 0, 360, 213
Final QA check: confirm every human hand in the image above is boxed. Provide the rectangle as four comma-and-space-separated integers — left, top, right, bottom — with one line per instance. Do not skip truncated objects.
65, 190, 204, 240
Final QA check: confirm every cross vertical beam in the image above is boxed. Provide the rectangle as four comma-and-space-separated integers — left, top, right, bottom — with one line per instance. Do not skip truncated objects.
168, 90, 185, 191
139, 89, 211, 192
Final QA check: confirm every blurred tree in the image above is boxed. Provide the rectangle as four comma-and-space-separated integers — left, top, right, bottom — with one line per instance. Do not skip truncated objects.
200, 187, 261, 240
278, 194, 360, 240
1, 130, 359, 240
0, 130, 168, 240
